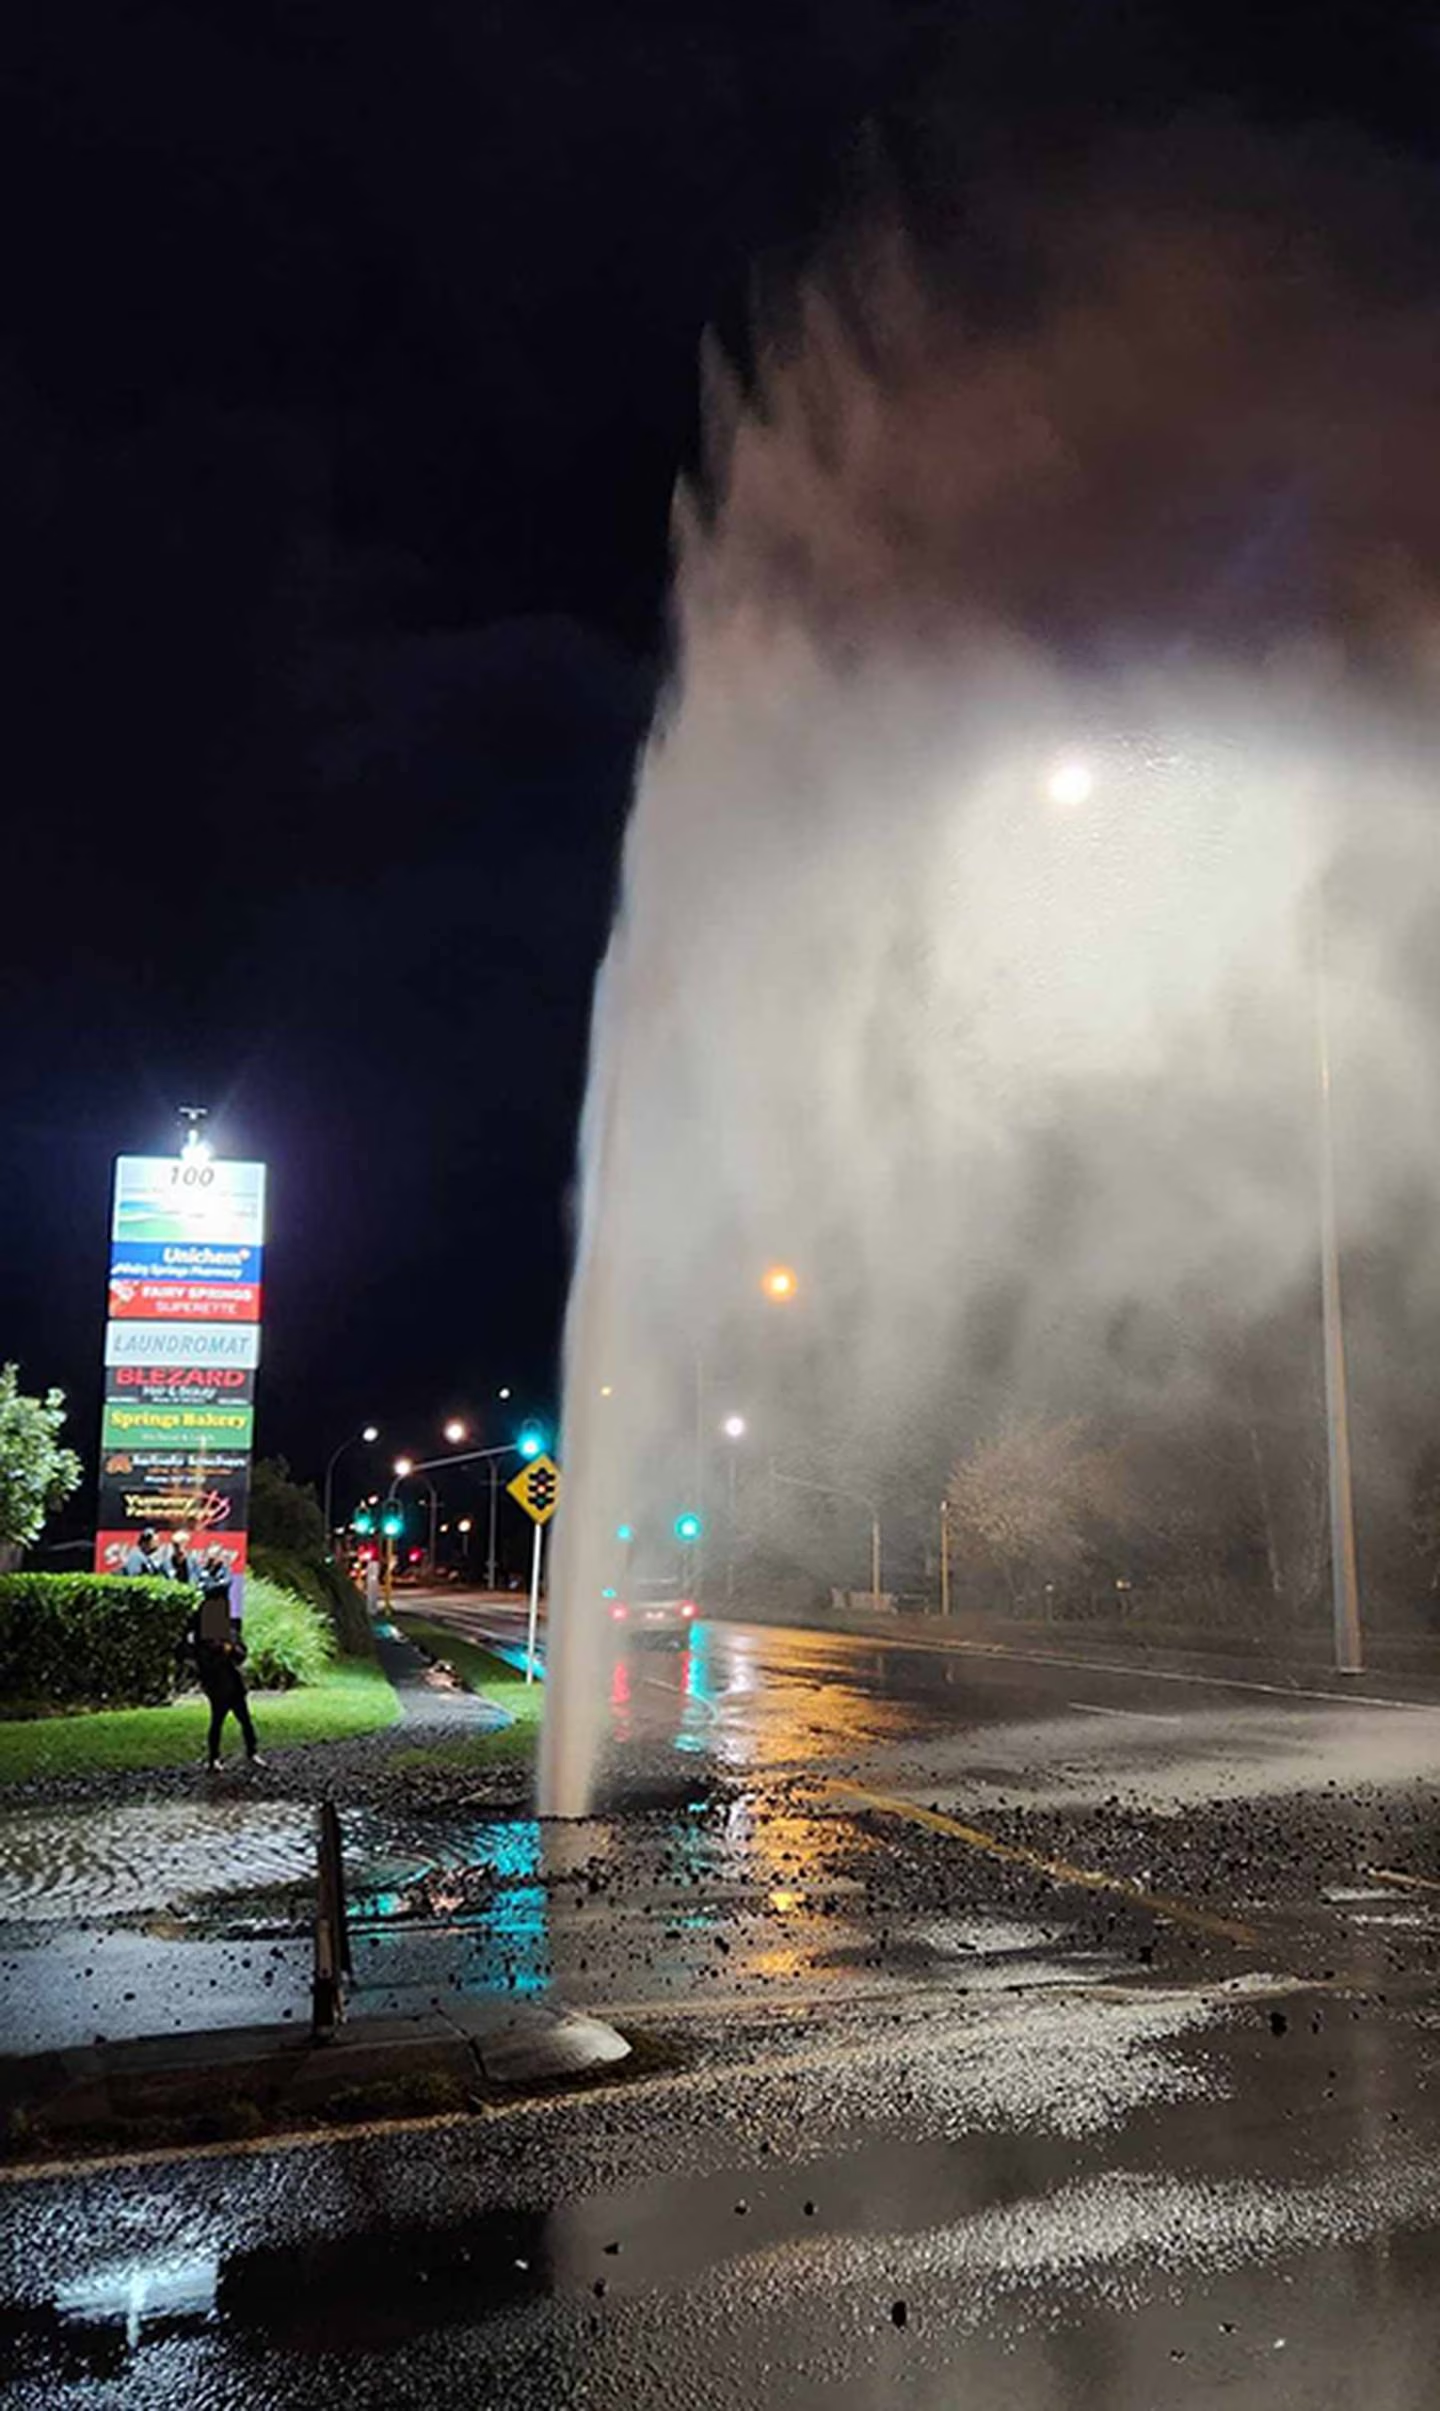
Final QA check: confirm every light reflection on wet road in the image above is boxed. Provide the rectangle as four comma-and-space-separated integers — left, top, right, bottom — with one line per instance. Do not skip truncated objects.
5, 1606, 1440, 2404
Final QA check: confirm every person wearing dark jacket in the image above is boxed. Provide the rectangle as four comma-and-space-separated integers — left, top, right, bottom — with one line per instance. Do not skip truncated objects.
181, 1548, 264, 1771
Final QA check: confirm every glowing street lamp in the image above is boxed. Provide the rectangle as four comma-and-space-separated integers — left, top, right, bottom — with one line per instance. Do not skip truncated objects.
322, 1422, 382, 1546
443, 1419, 467, 1445
761, 1265, 798, 1303
721, 1417, 746, 1602
393, 1456, 414, 1480
1046, 758, 1094, 809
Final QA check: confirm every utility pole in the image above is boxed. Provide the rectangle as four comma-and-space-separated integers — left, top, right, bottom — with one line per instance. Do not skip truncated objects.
940, 1496, 951, 1619
770, 1462, 883, 1606
1315, 887, 1363, 1673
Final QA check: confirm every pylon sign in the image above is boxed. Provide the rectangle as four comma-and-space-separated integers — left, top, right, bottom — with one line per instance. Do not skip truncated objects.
507, 1453, 561, 1524
95, 1150, 266, 1584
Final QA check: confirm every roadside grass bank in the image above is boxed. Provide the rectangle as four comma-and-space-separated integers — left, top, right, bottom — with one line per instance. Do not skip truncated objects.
392, 1618, 543, 1772
0, 1657, 400, 1784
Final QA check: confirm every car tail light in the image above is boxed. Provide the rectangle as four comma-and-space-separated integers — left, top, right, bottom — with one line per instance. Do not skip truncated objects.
681, 1601, 695, 1617
610, 1603, 627, 1622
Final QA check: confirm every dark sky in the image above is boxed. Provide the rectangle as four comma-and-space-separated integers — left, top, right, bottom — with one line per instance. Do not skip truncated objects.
3, 0, 1436, 1504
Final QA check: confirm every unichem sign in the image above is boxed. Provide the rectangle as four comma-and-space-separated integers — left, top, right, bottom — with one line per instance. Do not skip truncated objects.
94, 1151, 267, 1582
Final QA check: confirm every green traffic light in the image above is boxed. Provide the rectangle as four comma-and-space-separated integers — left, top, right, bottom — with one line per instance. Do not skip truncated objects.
518, 1422, 546, 1461
352, 1509, 374, 1536
381, 1509, 404, 1538
615, 1523, 634, 1543
674, 1511, 703, 1543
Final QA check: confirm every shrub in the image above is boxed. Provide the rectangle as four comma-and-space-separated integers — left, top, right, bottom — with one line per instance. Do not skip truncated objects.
0, 1573, 195, 1711
240, 1575, 335, 1690
249, 1545, 373, 1656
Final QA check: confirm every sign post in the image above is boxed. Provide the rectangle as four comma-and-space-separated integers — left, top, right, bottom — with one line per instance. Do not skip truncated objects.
96, 1138, 266, 1601
506, 1453, 561, 1685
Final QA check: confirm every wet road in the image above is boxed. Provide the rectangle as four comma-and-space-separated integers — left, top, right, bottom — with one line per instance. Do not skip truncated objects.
4, 1605, 1440, 2405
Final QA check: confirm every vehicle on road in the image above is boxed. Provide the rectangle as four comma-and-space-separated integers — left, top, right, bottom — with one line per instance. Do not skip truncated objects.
608, 1577, 697, 1644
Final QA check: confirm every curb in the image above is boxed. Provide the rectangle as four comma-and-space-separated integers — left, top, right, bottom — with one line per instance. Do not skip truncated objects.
0, 2001, 635, 2166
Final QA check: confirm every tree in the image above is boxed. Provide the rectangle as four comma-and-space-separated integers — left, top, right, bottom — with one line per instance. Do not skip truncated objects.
0, 1364, 83, 1569
248, 1456, 328, 1561
946, 1416, 1131, 1603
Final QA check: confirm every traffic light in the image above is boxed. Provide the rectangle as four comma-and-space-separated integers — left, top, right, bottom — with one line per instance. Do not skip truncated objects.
518, 1421, 546, 1462
615, 1523, 634, 1544
381, 1505, 404, 1539
674, 1511, 703, 1544
352, 1508, 374, 1537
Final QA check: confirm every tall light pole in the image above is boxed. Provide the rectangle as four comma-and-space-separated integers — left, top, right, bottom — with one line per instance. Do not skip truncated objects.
1315, 887, 1363, 1673
390, 1460, 440, 1571
322, 1424, 380, 1550
940, 1495, 952, 1619
722, 1415, 746, 1605
392, 1436, 539, 1594
770, 1461, 882, 1603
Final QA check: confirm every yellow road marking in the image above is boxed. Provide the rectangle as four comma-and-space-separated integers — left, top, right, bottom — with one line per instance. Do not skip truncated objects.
821, 1779, 1260, 1948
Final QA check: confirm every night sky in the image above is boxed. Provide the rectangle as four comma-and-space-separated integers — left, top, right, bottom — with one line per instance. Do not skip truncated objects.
3, 2, 1435, 1514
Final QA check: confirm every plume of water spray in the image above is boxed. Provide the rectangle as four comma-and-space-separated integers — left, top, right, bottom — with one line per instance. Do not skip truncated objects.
541, 126, 1440, 1819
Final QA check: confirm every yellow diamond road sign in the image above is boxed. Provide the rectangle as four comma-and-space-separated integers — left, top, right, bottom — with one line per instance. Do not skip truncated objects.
507, 1452, 561, 1524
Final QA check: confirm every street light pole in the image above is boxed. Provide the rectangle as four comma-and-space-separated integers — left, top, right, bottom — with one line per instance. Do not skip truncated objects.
322, 1424, 379, 1549
394, 1439, 532, 1594
940, 1496, 952, 1619
770, 1462, 883, 1604
1315, 888, 1363, 1674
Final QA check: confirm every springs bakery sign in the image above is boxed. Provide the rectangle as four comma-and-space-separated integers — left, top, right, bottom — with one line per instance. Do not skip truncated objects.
94, 1148, 266, 1583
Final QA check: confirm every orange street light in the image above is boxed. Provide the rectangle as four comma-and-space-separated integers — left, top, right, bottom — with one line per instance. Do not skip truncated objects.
761, 1265, 798, 1303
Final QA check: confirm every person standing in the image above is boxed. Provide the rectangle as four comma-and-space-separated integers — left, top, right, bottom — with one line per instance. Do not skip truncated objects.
181, 1548, 264, 1772
168, 1529, 194, 1586
122, 1527, 168, 1577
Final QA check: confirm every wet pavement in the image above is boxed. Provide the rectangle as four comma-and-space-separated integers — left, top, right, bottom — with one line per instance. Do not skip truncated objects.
3, 1605, 1440, 2404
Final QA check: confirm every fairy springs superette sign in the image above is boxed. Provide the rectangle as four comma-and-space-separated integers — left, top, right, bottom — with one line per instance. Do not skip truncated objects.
94, 1151, 267, 1579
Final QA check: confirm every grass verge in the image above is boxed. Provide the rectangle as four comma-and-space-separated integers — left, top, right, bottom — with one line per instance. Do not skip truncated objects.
0, 1657, 400, 1784
392, 1618, 543, 1772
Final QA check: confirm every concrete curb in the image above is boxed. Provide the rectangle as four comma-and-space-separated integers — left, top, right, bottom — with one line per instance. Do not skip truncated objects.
0, 2000, 634, 2164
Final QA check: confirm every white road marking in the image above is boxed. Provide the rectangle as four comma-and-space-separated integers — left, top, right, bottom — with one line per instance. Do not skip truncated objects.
1068, 1700, 1183, 1724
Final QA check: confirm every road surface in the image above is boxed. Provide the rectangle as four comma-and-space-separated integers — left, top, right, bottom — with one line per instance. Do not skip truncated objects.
4, 1603, 1440, 2406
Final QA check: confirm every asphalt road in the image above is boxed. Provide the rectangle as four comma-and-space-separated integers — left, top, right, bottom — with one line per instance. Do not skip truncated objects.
5, 1604, 1440, 2406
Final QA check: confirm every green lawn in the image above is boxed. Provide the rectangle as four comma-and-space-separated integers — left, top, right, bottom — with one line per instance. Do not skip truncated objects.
0, 1656, 400, 1784
391, 1618, 544, 1772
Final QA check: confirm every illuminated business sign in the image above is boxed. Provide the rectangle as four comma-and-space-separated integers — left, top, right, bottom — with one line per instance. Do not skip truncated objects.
94, 1151, 267, 1584
105, 1324, 261, 1368
97, 1449, 250, 1542
106, 1277, 262, 1322
111, 1156, 265, 1247
107, 1364, 255, 1408
102, 1401, 255, 1450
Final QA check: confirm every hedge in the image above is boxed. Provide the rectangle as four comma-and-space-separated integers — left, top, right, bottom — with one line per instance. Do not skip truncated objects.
249, 1545, 373, 1656
0, 1573, 196, 1711
241, 1576, 335, 1689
